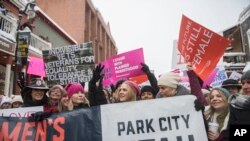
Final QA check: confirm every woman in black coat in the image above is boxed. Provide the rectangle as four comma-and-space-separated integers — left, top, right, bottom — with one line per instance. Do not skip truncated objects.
20, 78, 49, 107
228, 70, 250, 125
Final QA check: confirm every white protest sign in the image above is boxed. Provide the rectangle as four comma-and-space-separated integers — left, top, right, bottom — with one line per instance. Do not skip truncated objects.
210, 69, 228, 88
101, 95, 208, 141
0, 106, 43, 117
229, 71, 242, 80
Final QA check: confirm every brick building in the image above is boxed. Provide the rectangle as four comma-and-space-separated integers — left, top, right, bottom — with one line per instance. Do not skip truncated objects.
0, 0, 80, 96
36, 0, 118, 64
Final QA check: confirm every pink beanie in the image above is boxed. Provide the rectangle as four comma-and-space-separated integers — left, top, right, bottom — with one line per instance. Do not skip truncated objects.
65, 83, 84, 98
124, 81, 141, 99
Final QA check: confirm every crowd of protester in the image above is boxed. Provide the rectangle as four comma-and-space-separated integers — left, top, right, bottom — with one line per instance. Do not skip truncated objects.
0, 62, 250, 141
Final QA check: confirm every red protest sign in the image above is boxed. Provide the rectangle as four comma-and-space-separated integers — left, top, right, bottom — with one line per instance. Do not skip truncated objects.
178, 15, 230, 80
129, 74, 148, 85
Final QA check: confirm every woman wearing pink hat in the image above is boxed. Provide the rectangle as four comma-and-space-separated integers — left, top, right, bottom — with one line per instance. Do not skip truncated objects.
63, 82, 90, 111
118, 80, 140, 102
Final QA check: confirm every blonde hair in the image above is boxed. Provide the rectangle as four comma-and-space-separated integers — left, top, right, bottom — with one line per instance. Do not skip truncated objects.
57, 90, 90, 112
119, 83, 137, 102
126, 86, 137, 101
205, 107, 229, 132
205, 88, 229, 132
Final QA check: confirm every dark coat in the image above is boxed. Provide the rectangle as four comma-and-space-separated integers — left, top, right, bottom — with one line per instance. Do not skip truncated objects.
228, 95, 250, 125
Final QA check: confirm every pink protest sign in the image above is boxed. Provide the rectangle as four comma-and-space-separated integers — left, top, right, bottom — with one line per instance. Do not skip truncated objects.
202, 68, 218, 87
27, 56, 46, 77
102, 48, 145, 86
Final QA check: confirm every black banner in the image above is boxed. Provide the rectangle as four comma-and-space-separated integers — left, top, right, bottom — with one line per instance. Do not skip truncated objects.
0, 106, 102, 141
0, 96, 209, 141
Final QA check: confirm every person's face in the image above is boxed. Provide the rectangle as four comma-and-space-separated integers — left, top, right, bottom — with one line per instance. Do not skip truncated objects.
242, 79, 250, 96
204, 93, 210, 106
61, 95, 70, 107
158, 85, 175, 97
12, 102, 23, 108
1, 102, 11, 109
50, 88, 62, 100
31, 89, 45, 101
71, 92, 85, 106
119, 83, 134, 102
225, 86, 239, 95
141, 92, 154, 100
210, 90, 228, 112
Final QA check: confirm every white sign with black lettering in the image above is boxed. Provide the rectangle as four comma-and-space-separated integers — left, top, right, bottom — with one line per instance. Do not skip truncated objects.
0, 106, 43, 117
101, 95, 208, 141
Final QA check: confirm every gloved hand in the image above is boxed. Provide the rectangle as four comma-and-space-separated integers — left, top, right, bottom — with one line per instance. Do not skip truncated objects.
98, 74, 104, 88
194, 99, 205, 112
141, 63, 151, 74
96, 75, 107, 105
31, 111, 52, 122
92, 64, 105, 83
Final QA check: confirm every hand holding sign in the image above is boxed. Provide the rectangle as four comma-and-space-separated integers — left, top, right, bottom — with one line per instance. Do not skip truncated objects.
31, 111, 52, 122
194, 99, 205, 112
92, 64, 105, 83
141, 63, 150, 74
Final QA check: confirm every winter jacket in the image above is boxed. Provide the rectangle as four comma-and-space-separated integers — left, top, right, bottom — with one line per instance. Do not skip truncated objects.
187, 70, 207, 105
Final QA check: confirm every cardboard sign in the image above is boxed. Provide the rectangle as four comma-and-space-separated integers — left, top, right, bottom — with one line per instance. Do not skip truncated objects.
0, 106, 43, 117
27, 57, 46, 77
102, 48, 145, 86
42, 42, 95, 86
178, 15, 230, 80
0, 95, 207, 141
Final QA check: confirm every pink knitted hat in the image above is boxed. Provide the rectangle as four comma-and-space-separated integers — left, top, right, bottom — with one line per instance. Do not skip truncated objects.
65, 83, 84, 98
124, 81, 141, 99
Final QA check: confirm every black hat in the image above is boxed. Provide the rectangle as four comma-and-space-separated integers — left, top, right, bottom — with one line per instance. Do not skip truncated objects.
141, 85, 157, 97
221, 79, 241, 89
26, 78, 49, 90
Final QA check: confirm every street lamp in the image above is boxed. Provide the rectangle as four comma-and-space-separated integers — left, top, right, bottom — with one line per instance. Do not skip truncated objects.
13, 2, 36, 95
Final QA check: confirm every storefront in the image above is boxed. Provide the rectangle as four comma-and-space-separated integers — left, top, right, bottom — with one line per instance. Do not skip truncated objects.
0, 36, 15, 96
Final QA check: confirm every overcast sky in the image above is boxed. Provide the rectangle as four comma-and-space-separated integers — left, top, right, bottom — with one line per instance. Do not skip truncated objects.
92, 0, 250, 76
